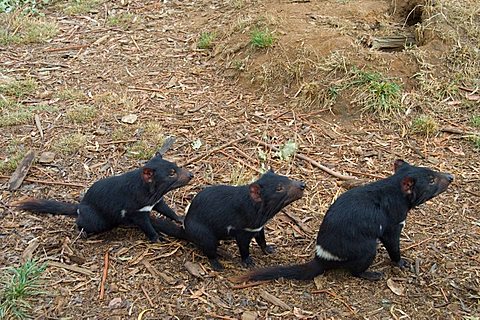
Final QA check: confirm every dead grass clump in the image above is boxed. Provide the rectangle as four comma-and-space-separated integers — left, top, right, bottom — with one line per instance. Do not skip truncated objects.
127, 122, 165, 160
52, 133, 87, 155
66, 104, 98, 124
411, 114, 438, 136
0, 12, 58, 45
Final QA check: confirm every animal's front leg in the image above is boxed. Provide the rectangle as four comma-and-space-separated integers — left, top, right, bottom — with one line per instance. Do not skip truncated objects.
235, 233, 254, 267
153, 199, 183, 223
380, 222, 408, 268
254, 229, 275, 254
129, 211, 162, 242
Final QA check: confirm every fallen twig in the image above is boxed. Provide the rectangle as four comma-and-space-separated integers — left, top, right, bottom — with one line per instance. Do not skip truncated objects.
183, 137, 246, 166
230, 280, 267, 289
403, 237, 433, 251
9, 150, 35, 190
44, 44, 90, 52
141, 286, 155, 308
157, 136, 176, 156
440, 127, 479, 136
218, 150, 262, 174
99, 250, 109, 300
246, 136, 357, 180
311, 289, 356, 314
0, 175, 85, 188
48, 261, 94, 276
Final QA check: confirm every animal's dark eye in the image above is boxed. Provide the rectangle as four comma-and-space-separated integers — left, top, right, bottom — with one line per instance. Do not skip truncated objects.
169, 169, 177, 177
429, 176, 435, 184
276, 185, 284, 192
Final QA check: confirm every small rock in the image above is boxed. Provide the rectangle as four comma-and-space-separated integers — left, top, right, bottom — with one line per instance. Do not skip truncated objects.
108, 297, 123, 309
241, 311, 257, 320
39, 152, 56, 163
445, 261, 455, 269
121, 114, 137, 124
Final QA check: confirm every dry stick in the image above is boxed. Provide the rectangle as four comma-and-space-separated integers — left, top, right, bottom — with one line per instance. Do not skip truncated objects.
98, 139, 137, 145
0, 175, 85, 188
440, 127, 479, 136
311, 289, 356, 315
218, 150, 262, 174
183, 137, 246, 166
231, 280, 267, 290
99, 250, 109, 300
44, 44, 90, 52
464, 189, 480, 197
403, 237, 433, 251
245, 136, 357, 180
127, 86, 165, 93
141, 286, 155, 308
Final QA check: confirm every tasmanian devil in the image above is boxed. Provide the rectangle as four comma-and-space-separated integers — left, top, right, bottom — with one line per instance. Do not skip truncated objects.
17, 153, 193, 242
177, 170, 305, 270
234, 160, 453, 282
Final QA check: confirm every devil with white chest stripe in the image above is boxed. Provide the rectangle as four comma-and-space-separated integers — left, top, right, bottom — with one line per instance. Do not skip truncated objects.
17, 153, 193, 242
235, 159, 453, 282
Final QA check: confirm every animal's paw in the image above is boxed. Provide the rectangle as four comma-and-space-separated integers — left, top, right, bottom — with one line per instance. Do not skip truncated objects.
242, 256, 255, 268
210, 259, 224, 271
357, 271, 383, 281
148, 233, 162, 243
395, 258, 409, 269
263, 245, 275, 254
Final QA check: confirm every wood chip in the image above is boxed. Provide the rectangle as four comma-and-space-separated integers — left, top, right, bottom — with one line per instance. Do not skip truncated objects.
48, 261, 94, 276
9, 150, 35, 190
241, 311, 258, 320
184, 261, 205, 278
386, 278, 405, 296
21, 238, 39, 262
259, 290, 292, 310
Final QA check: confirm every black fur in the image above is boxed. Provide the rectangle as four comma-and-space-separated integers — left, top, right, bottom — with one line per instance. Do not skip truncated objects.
182, 169, 305, 270
17, 154, 193, 242
236, 160, 453, 282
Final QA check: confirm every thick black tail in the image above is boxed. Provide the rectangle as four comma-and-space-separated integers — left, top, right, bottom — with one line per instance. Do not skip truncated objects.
233, 259, 323, 282
17, 199, 78, 216
151, 217, 191, 241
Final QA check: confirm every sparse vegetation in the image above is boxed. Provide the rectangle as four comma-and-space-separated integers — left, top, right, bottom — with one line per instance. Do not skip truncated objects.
0, 260, 47, 320
471, 115, 480, 128
66, 104, 98, 124
0, 78, 37, 98
0, 101, 57, 127
250, 28, 274, 48
0, 140, 25, 173
229, 164, 251, 186
0, 13, 57, 44
198, 31, 216, 49
107, 12, 137, 29
127, 122, 165, 159
411, 115, 439, 136
52, 133, 87, 154
63, 0, 100, 15
54, 88, 85, 101
0, 0, 49, 14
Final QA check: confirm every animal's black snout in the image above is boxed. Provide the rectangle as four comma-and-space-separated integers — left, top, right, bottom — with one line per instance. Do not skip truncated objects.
298, 181, 306, 190
445, 174, 454, 183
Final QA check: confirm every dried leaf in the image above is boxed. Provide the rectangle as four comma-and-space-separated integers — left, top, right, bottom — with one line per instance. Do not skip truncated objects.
121, 114, 138, 124
108, 297, 123, 309
259, 290, 291, 310
191, 138, 202, 150
386, 278, 405, 296
137, 308, 153, 320
21, 238, 39, 262
275, 140, 297, 160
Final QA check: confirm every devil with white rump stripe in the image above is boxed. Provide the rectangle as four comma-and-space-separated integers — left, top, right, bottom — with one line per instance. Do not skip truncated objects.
235, 159, 453, 282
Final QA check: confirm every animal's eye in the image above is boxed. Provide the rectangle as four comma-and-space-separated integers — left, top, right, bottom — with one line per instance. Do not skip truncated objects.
276, 185, 284, 192
429, 176, 435, 184
169, 169, 177, 177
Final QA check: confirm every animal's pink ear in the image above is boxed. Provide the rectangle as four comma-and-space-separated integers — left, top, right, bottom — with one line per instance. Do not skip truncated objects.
401, 176, 414, 194
142, 168, 154, 183
394, 159, 407, 172
249, 184, 262, 203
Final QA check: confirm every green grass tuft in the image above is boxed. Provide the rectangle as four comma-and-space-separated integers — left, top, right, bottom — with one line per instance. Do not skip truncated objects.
197, 31, 216, 49
127, 123, 165, 160
0, 78, 37, 98
0, 260, 47, 320
0, 14, 57, 45
66, 104, 98, 124
63, 0, 100, 15
0, 139, 26, 173
0, 100, 57, 127
52, 133, 87, 154
471, 115, 480, 128
250, 28, 275, 48
411, 115, 438, 136
107, 12, 137, 29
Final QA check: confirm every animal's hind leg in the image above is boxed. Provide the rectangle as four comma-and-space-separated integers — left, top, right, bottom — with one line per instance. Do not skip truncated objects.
185, 222, 222, 270
348, 242, 382, 281
76, 204, 112, 235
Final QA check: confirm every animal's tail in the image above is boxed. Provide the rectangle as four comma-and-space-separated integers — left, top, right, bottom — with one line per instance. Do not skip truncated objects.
151, 217, 191, 242
232, 259, 323, 282
17, 199, 78, 216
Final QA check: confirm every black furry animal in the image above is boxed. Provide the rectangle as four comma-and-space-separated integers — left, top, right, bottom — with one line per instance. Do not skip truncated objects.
17, 154, 193, 242
178, 170, 305, 270
235, 160, 453, 282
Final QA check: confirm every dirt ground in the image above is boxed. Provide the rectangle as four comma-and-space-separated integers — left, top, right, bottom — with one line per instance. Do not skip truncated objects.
1, 0, 479, 319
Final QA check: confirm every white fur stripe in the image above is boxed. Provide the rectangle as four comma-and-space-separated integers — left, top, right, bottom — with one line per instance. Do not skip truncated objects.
244, 226, 264, 232
139, 205, 154, 212
399, 220, 406, 228
316, 245, 343, 261
120, 209, 126, 218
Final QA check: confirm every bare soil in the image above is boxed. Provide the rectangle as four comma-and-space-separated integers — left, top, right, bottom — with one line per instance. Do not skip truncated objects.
1, 0, 479, 319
